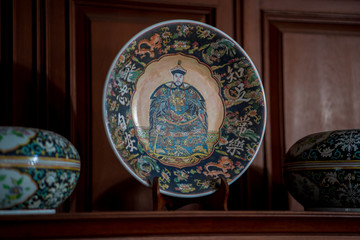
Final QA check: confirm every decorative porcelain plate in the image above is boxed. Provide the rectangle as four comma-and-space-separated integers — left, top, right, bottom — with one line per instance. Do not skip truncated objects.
103, 20, 266, 198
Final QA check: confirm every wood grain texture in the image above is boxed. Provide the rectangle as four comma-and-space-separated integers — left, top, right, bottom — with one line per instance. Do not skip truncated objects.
70, 0, 237, 211
0, 211, 360, 239
263, 10, 360, 210
2, 0, 360, 213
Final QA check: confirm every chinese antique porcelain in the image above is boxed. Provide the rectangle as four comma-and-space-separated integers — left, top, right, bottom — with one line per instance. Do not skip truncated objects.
0, 127, 80, 210
284, 129, 360, 211
103, 20, 266, 197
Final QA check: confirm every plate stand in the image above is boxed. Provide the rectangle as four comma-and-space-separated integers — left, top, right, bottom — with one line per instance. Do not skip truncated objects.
152, 176, 229, 211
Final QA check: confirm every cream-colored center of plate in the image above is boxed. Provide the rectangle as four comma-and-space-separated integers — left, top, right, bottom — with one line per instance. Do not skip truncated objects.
131, 54, 224, 167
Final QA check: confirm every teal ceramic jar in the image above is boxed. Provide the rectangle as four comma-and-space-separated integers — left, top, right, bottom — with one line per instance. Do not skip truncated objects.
284, 129, 360, 211
0, 127, 80, 210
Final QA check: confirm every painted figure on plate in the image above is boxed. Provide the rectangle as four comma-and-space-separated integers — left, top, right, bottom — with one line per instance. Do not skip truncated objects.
148, 61, 208, 165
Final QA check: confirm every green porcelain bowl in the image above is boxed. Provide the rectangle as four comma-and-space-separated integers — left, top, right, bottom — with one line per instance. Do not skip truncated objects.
0, 127, 80, 211
284, 129, 360, 211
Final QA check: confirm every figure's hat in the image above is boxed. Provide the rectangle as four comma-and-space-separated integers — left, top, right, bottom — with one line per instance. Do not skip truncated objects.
170, 60, 187, 75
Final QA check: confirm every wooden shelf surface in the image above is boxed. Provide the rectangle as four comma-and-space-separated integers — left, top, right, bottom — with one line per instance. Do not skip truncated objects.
1, 211, 360, 239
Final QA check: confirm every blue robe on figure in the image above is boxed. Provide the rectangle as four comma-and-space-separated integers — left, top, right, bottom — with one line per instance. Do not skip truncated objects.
148, 64, 208, 165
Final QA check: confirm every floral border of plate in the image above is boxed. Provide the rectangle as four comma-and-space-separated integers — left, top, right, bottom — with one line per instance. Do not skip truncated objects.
103, 20, 266, 198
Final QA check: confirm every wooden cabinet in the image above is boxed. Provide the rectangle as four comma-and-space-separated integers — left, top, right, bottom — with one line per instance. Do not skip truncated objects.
1, 0, 360, 213
262, 3, 360, 210
1, 0, 360, 238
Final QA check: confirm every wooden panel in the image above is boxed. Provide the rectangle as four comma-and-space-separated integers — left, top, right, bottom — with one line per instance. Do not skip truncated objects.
241, 0, 268, 210
0, 0, 14, 126
261, 0, 360, 14
1, 211, 360, 239
45, 0, 69, 136
263, 11, 360, 210
71, 0, 237, 211
283, 32, 360, 150
4, 0, 359, 213
1, 0, 75, 210
0, 0, 69, 132
283, 24, 360, 210
11, 0, 37, 127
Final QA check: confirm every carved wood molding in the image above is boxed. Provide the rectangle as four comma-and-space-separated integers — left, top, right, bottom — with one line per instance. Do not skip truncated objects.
263, 10, 360, 209
1, 211, 360, 238
69, 0, 232, 211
